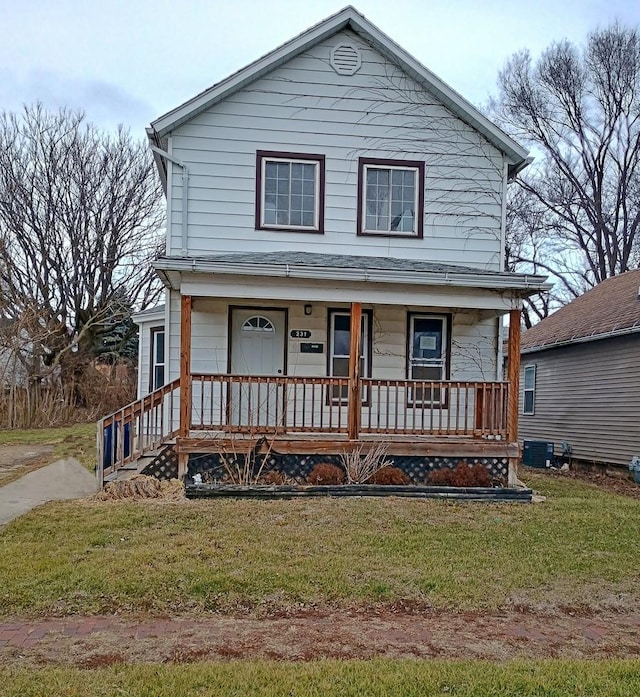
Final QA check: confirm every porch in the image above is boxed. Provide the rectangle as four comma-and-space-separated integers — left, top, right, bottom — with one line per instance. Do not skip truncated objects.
97, 300, 522, 486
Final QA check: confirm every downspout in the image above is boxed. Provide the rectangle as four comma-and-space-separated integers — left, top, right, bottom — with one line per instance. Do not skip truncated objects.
150, 145, 189, 256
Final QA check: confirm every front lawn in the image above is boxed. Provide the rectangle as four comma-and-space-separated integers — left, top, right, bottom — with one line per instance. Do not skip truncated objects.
2, 659, 639, 696
0, 472, 637, 617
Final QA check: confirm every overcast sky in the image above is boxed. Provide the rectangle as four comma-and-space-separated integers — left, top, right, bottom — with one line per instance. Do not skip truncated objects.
2, 0, 640, 138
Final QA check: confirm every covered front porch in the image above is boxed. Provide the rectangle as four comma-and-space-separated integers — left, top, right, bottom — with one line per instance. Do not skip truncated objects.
98, 253, 546, 485
98, 310, 521, 487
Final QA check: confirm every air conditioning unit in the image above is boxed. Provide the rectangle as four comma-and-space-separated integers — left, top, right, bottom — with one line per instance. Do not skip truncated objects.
522, 440, 554, 468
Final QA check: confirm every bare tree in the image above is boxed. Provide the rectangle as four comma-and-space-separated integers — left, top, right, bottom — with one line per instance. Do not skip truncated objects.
0, 104, 164, 389
493, 23, 640, 305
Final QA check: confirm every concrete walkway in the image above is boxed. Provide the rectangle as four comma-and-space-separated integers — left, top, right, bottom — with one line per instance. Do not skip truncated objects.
0, 458, 97, 525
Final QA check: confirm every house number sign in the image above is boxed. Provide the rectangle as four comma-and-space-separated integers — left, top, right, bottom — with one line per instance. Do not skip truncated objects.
290, 329, 312, 338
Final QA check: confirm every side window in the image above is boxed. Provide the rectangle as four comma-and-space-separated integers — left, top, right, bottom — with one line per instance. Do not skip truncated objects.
256, 151, 325, 233
328, 309, 372, 403
407, 314, 449, 404
523, 365, 536, 415
150, 328, 165, 391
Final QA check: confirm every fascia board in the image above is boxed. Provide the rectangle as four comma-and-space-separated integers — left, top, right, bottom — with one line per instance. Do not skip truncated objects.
132, 310, 165, 325
153, 257, 549, 294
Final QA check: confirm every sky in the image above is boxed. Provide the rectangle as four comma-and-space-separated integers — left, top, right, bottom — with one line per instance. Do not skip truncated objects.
2, 0, 640, 139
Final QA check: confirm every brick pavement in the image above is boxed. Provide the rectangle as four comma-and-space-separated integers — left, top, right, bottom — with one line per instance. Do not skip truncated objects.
1, 611, 639, 663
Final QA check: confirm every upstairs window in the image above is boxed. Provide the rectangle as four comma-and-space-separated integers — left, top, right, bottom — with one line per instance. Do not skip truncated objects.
358, 158, 424, 237
523, 365, 536, 415
256, 151, 325, 233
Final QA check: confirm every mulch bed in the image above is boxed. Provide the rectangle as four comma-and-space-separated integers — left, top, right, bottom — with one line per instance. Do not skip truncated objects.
534, 466, 640, 500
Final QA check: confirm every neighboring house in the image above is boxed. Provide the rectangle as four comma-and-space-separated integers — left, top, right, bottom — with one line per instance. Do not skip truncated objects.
0, 318, 33, 389
520, 270, 640, 468
99, 6, 548, 484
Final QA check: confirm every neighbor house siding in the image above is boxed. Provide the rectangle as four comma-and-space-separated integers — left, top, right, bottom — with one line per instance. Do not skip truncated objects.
167, 28, 505, 270
519, 334, 640, 467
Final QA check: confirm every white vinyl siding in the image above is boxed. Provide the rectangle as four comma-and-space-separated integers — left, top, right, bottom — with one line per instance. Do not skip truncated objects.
168, 28, 505, 269
167, 300, 495, 384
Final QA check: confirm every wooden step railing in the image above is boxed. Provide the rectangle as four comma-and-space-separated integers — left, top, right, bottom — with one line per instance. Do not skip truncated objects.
96, 378, 181, 486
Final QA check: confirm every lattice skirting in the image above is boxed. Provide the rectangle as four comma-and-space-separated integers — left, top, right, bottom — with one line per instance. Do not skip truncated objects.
187, 452, 508, 485
140, 446, 178, 480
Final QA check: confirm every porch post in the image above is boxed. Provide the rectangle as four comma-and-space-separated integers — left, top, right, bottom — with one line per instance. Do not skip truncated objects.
347, 302, 362, 440
178, 294, 192, 480
507, 308, 521, 486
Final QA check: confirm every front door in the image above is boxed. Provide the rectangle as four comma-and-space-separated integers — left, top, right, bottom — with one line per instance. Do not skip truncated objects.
230, 308, 286, 427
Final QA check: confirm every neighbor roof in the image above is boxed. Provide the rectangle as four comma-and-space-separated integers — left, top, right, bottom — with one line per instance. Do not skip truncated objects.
148, 5, 528, 168
521, 270, 640, 353
132, 304, 165, 324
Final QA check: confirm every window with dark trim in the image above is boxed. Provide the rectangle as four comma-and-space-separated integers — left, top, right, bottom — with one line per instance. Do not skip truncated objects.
407, 313, 450, 405
523, 365, 536, 415
150, 327, 165, 391
357, 157, 424, 237
327, 308, 373, 403
256, 151, 325, 233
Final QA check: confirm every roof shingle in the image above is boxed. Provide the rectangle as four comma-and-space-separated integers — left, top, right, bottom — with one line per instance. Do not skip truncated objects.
521, 269, 640, 352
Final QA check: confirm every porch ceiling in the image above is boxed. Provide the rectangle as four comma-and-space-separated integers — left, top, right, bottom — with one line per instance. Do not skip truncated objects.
154, 253, 550, 310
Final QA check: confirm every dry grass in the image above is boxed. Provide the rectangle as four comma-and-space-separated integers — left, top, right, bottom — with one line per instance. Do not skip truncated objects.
94, 475, 184, 501
0, 472, 638, 617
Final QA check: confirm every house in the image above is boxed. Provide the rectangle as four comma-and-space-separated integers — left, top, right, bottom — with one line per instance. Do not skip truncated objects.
519, 270, 640, 468
99, 6, 548, 486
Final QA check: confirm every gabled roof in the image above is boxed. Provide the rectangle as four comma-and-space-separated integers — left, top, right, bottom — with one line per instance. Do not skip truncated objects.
149, 6, 528, 168
521, 269, 640, 353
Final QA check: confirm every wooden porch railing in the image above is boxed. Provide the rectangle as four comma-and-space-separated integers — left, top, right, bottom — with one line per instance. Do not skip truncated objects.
96, 374, 509, 486
96, 378, 181, 486
190, 374, 350, 433
190, 374, 508, 439
360, 379, 508, 436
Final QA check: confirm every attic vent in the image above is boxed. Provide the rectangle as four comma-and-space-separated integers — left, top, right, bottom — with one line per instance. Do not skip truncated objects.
330, 44, 362, 75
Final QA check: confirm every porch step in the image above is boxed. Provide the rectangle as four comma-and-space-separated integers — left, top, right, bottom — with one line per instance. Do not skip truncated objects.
103, 449, 166, 483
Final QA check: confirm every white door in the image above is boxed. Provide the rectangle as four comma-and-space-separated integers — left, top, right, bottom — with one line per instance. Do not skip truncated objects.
230, 309, 286, 428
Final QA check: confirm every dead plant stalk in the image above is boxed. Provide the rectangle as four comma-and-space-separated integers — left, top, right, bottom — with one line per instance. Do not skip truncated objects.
342, 442, 392, 484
